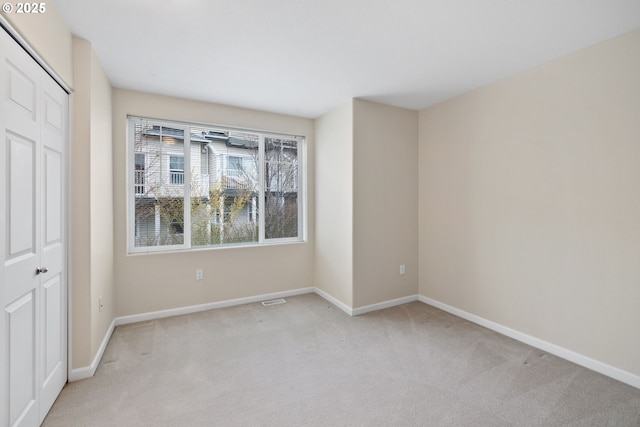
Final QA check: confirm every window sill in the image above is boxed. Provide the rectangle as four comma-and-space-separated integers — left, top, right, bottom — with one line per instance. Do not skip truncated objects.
127, 238, 307, 256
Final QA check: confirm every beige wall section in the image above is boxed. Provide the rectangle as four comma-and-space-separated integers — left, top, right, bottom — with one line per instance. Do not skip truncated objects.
1, 0, 73, 88
88, 45, 114, 359
70, 38, 91, 368
419, 29, 640, 376
353, 100, 418, 308
71, 38, 115, 368
112, 89, 315, 317
314, 101, 354, 307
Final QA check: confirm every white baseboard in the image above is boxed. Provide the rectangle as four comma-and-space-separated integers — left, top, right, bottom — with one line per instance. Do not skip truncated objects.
69, 288, 316, 381
67, 290, 420, 382
115, 287, 316, 326
352, 295, 419, 316
418, 295, 640, 390
312, 289, 418, 316
313, 288, 353, 315
72, 290, 639, 392
68, 319, 115, 382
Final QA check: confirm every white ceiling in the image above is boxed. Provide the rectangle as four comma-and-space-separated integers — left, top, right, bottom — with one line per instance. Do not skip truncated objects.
53, 0, 640, 118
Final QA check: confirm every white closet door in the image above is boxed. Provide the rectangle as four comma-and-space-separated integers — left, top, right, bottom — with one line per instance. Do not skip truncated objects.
0, 27, 68, 427
38, 47, 67, 423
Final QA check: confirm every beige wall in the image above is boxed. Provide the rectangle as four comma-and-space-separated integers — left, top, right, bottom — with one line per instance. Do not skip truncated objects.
419, 29, 640, 376
71, 37, 114, 368
88, 43, 114, 359
353, 100, 418, 308
70, 38, 91, 368
112, 89, 315, 316
1, 0, 73, 88
314, 100, 419, 309
314, 101, 354, 306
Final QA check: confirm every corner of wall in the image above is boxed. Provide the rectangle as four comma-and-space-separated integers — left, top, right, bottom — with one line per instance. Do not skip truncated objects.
351, 99, 419, 308
71, 35, 116, 370
313, 100, 355, 308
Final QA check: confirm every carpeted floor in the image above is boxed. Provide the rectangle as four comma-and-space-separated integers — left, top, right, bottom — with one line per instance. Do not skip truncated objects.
43, 293, 640, 426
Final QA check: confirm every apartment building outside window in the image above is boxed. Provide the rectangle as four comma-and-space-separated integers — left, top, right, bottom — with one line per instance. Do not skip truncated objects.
127, 117, 305, 253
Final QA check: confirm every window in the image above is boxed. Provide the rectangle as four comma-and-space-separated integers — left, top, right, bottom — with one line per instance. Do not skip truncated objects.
169, 155, 184, 185
227, 156, 242, 177
134, 153, 145, 195
128, 117, 305, 253
265, 137, 299, 239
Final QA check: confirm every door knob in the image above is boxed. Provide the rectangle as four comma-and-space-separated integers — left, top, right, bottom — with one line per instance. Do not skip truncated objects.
36, 267, 48, 274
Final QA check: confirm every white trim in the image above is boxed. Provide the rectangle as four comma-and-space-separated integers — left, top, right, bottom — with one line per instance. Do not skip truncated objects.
258, 135, 266, 242
299, 136, 307, 242
418, 295, 640, 390
115, 288, 315, 326
68, 319, 116, 382
352, 295, 419, 316
0, 18, 71, 93
313, 288, 354, 316
66, 92, 75, 383
183, 132, 192, 247
69, 290, 640, 390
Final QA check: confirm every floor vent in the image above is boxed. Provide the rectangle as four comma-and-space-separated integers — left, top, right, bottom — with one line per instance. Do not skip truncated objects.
261, 298, 287, 306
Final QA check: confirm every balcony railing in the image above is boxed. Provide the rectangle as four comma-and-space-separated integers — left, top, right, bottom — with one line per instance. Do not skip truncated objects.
217, 170, 296, 193
135, 170, 145, 195
135, 172, 210, 197
135, 170, 297, 198
221, 174, 254, 191
170, 171, 184, 185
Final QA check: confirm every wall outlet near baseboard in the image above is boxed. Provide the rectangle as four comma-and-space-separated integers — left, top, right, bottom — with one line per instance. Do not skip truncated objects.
400, 265, 406, 275
196, 269, 204, 280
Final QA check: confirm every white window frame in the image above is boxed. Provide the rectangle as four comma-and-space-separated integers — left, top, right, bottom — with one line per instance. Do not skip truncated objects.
127, 116, 305, 254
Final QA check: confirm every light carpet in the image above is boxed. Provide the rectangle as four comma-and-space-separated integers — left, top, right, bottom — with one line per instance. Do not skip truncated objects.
43, 293, 640, 426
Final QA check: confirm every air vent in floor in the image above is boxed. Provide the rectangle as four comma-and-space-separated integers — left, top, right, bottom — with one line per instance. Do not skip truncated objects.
261, 298, 287, 306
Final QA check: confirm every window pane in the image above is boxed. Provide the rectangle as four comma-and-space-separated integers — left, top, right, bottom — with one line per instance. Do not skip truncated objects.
228, 156, 242, 177
169, 155, 184, 184
190, 127, 259, 246
133, 122, 186, 248
264, 137, 298, 239
169, 156, 184, 170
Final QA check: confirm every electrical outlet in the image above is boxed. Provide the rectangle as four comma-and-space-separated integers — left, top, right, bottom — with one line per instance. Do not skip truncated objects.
400, 265, 406, 275
99, 296, 104, 312
196, 269, 204, 280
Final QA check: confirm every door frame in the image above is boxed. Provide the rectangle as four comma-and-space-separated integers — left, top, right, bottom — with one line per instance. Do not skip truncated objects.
0, 16, 74, 383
